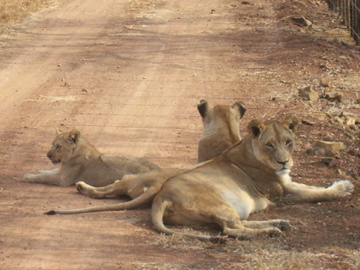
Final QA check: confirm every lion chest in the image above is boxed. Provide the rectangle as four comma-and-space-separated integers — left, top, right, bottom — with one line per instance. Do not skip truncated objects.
220, 190, 270, 220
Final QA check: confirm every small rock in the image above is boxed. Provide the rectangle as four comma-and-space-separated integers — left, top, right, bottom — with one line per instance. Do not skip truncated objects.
321, 157, 334, 166
348, 124, 359, 132
291, 16, 312, 27
298, 86, 319, 102
326, 107, 342, 117
314, 141, 346, 157
337, 169, 347, 177
323, 87, 337, 94
344, 117, 356, 126
301, 119, 314, 126
323, 92, 342, 102
320, 77, 331, 87
334, 116, 344, 124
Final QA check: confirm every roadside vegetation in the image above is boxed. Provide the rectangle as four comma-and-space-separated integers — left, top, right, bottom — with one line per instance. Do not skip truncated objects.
0, 0, 52, 30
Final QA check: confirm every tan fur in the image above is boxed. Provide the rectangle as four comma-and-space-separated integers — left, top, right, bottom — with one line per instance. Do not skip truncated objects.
24, 129, 159, 187
150, 115, 354, 241
197, 99, 246, 162
45, 100, 246, 215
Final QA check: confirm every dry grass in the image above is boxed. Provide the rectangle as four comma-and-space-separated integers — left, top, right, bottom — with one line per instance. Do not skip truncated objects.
130, 0, 166, 11
0, 0, 52, 29
151, 231, 359, 269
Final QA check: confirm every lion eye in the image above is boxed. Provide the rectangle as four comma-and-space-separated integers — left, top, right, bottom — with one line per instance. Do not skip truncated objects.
265, 142, 274, 149
285, 140, 292, 146
55, 145, 61, 150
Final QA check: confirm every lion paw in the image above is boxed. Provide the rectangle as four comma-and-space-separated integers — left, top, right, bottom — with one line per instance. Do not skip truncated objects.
209, 236, 227, 244
329, 180, 354, 197
23, 173, 35, 182
274, 219, 291, 232
76, 181, 101, 198
266, 227, 282, 238
76, 181, 89, 193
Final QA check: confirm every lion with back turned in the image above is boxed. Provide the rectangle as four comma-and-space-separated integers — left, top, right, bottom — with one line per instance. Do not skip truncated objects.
24, 129, 160, 187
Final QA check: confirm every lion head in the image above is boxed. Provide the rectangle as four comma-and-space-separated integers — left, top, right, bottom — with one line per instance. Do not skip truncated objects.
47, 129, 81, 164
196, 100, 247, 162
197, 99, 246, 130
247, 115, 298, 175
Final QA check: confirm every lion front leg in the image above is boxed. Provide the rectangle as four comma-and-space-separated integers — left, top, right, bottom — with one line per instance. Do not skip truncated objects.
280, 174, 354, 203
24, 169, 63, 186
24, 165, 81, 187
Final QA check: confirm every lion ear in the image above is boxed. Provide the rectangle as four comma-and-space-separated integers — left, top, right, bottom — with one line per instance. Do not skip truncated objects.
56, 128, 62, 135
197, 99, 209, 118
232, 101, 246, 119
283, 115, 298, 132
247, 120, 266, 138
68, 129, 81, 144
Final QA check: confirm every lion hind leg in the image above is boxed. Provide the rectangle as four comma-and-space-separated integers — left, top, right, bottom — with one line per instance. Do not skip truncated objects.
222, 225, 282, 240
151, 197, 221, 242
210, 212, 283, 239
76, 181, 110, 198
76, 174, 141, 199
152, 190, 282, 241
76, 179, 124, 199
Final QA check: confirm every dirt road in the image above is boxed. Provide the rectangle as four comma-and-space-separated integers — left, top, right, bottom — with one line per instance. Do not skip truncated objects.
0, 0, 359, 269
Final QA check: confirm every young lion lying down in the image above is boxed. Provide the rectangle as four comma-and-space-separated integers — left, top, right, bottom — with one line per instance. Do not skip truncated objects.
24, 129, 160, 187
45, 99, 247, 214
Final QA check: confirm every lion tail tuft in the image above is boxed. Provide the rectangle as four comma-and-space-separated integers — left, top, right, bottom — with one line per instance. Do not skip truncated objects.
44, 210, 57, 215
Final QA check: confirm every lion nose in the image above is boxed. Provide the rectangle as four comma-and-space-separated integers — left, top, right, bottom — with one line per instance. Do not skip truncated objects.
47, 152, 52, 159
277, 160, 288, 166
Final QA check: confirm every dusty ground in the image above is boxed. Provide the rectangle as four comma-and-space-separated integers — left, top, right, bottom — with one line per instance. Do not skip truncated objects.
0, 0, 359, 269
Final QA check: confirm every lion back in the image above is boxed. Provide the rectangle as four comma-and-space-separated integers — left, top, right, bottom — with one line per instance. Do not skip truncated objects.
100, 155, 160, 176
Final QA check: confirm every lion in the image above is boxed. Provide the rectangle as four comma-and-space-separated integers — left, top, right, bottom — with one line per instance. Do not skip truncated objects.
45, 100, 247, 214
197, 99, 246, 162
24, 129, 160, 187
149, 115, 354, 241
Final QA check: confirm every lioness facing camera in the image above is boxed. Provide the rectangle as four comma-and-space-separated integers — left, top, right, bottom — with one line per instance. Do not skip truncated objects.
150, 115, 354, 241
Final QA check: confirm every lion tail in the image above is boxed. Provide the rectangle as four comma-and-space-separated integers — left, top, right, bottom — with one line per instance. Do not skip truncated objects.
45, 187, 160, 215
151, 196, 225, 243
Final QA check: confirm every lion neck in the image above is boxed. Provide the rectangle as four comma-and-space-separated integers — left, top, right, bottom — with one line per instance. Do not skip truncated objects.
70, 137, 102, 162
224, 137, 284, 199
203, 117, 240, 146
